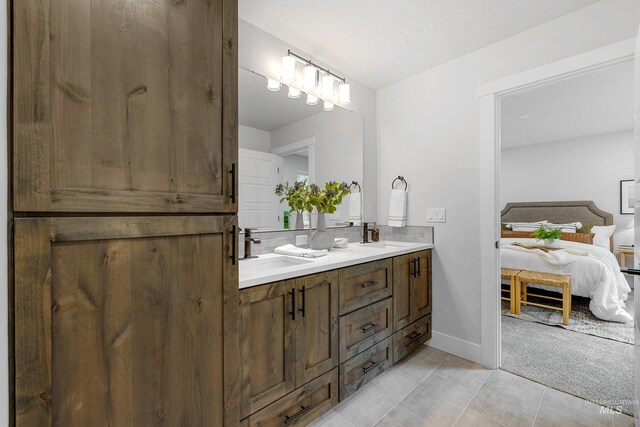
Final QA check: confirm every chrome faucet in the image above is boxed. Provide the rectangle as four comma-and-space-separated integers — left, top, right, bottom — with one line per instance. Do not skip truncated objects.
243, 228, 261, 259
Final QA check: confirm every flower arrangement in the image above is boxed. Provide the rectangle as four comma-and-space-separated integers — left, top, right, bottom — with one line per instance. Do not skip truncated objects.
275, 180, 309, 214
307, 181, 350, 214
531, 225, 562, 243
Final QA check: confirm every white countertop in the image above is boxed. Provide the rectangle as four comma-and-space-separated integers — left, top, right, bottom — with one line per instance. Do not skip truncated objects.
239, 241, 434, 289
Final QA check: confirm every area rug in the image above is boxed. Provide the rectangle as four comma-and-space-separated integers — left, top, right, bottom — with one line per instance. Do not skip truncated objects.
501, 287, 634, 344
501, 315, 634, 416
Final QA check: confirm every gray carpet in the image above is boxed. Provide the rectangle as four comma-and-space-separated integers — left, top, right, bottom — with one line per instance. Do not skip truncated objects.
501, 315, 634, 415
501, 287, 634, 343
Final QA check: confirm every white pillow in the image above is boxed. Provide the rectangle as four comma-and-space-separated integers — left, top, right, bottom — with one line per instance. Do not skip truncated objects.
547, 222, 582, 233
507, 221, 548, 232
591, 225, 616, 249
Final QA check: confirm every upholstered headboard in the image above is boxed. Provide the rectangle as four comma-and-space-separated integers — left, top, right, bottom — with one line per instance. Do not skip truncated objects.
501, 201, 613, 226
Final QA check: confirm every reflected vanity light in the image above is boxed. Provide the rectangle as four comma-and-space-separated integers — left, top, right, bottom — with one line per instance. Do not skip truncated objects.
323, 101, 334, 111
306, 94, 319, 105
288, 86, 301, 98
281, 55, 296, 82
266, 77, 281, 91
339, 83, 351, 104
321, 75, 335, 99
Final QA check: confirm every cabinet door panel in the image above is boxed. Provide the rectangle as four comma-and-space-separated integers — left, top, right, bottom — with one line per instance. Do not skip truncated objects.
14, 216, 238, 427
240, 281, 296, 418
13, 0, 237, 213
411, 250, 432, 322
296, 271, 339, 386
392, 255, 411, 331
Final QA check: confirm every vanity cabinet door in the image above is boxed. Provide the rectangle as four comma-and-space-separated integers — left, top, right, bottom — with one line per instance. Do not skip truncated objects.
240, 281, 297, 419
13, 0, 237, 214
392, 254, 412, 331
410, 250, 432, 322
296, 271, 339, 386
14, 216, 238, 427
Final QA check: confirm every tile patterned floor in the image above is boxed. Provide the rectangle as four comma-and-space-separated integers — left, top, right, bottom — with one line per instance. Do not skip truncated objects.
309, 346, 635, 427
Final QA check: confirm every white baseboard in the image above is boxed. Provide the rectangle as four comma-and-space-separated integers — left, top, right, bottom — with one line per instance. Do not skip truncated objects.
427, 330, 483, 365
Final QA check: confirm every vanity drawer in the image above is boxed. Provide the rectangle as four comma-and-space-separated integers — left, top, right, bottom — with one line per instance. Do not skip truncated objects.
339, 337, 393, 401
338, 258, 392, 315
247, 368, 338, 427
339, 298, 393, 361
393, 314, 432, 362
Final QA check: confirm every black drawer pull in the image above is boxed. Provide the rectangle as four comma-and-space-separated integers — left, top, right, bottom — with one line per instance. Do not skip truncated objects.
361, 280, 378, 288
229, 163, 236, 203
299, 286, 306, 318
230, 225, 237, 266
283, 405, 311, 425
362, 360, 381, 374
407, 331, 422, 342
289, 288, 296, 321
416, 257, 421, 276
361, 323, 378, 333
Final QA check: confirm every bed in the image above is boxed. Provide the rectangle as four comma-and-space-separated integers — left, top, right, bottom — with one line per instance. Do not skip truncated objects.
500, 201, 632, 323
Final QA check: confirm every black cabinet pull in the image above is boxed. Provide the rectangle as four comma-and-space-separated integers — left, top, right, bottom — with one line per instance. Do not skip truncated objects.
407, 331, 422, 342
230, 225, 237, 266
361, 322, 378, 333
289, 288, 296, 321
361, 280, 377, 289
409, 258, 416, 278
299, 286, 306, 317
416, 257, 421, 276
229, 163, 236, 203
283, 405, 311, 425
362, 360, 381, 374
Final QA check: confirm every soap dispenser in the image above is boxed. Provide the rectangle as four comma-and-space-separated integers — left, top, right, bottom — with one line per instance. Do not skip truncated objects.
372, 222, 380, 242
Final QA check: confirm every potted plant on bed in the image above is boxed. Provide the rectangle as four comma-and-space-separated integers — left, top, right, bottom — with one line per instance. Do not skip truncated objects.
532, 225, 563, 248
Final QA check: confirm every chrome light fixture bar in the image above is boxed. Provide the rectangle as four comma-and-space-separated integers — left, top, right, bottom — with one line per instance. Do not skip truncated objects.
285, 49, 346, 85
285, 49, 351, 105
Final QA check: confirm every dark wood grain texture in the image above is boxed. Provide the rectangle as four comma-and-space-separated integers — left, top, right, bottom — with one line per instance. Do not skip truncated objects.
339, 298, 393, 362
338, 259, 392, 315
393, 314, 432, 362
339, 337, 393, 400
411, 250, 432, 321
392, 254, 412, 331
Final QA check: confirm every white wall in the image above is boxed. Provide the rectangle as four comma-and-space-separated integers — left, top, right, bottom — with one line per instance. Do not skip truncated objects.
239, 19, 378, 221
377, 0, 640, 361
239, 125, 271, 152
283, 154, 308, 185
501, 131, 635, 248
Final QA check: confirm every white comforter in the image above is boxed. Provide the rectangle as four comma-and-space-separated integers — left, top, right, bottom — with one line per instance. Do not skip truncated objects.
501, 238, 632, 323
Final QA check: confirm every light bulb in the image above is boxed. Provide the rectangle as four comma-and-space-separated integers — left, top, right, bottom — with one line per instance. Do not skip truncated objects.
321, 75, 335, 99
281, 55, 296, 82
303, 65, 318, 90
323, 101, 334, 111
306, 94, 319, 105
267, 77, 281, 91
339, 83, 351, 104
288, 87, 301, 98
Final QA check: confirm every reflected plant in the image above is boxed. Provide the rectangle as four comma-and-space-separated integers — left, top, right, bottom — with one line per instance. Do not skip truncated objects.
275, 180, 308, 214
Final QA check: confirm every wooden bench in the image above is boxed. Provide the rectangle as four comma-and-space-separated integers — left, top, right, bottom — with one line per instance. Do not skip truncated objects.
500, 268, 521, 314
517, 270, 572, 325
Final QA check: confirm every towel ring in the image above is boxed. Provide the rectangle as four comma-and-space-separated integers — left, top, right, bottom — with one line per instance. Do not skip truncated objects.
349, 181, 362, 193
392, 176, 408, 191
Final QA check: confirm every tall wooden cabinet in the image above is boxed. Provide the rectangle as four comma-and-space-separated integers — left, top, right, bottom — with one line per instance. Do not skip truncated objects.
11, 0, 239, 426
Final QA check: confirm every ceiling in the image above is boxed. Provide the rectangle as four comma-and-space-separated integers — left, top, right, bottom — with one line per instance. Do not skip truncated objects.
239, 0, 598, 89
501, 61, 634, 149
239, 67, 324, 131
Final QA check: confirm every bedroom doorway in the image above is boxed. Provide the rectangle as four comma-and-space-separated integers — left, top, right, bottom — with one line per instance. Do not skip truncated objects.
478, 40, 635, 413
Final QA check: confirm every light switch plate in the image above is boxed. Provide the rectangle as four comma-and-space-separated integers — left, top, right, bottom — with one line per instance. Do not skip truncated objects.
426, 208, 446, 223
296, 234, 309, 246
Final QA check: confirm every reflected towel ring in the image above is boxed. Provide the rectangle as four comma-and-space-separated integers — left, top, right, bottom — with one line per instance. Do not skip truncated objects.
392, 176, 408, 191
349, 181, 362, 193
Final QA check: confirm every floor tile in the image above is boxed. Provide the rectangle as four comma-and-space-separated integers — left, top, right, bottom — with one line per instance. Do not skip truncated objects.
454, 407, 506, 427
432, 354, 492, 392
613, 412, 635, 427
467, 370, 545, 426
392, 345, 450, 383
534, 387, 613, 427
308, 409, 355, 427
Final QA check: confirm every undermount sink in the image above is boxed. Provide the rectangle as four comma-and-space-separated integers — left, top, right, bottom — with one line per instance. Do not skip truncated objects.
240, 255, 314, 275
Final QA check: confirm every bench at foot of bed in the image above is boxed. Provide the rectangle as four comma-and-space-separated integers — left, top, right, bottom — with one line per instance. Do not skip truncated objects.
517, 270, 572, 325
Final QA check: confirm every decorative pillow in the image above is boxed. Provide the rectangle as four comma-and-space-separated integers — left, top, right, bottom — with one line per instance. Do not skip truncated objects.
591, 225, 616, 249
505, 221, 548, 232
547, 222, 582, 233
501, 230, 594, 245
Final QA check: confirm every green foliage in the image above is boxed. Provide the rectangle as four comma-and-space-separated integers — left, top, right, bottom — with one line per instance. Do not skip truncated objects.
275, 180, 351, 215
531, 226, 562, 242
275, 180, 308, 214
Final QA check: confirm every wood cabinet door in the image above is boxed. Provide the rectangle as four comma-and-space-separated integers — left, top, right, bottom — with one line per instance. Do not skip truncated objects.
392, 254, 412, 331
296, 271, 339, 386
13, 0, 237, 214
14, 215, 239, 427
410, 250, 432, 322
239, 281, 297, 419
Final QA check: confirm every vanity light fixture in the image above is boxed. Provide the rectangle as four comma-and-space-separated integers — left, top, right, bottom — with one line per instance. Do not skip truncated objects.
288, 87, 301, 98
266, 77, 281, 91
322, 74, 335, 99
339, 83, 351, 104
323, 101, 334, 111
281, 55, 297, 82
303, 65, 319, 90
306, 94, 319, 106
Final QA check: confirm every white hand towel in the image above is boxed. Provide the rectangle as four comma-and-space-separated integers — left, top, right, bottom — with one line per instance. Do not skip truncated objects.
274, 244, 328, 258
388, 189, 407, 227
349, 193, 362, 226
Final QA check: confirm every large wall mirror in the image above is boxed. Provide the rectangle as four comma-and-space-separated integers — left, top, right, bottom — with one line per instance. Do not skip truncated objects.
238, 66, 364, 230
